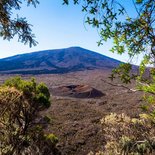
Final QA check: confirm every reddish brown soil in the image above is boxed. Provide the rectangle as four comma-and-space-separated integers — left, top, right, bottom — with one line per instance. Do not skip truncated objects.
52, 84, 104, 98
0, 69, 143, 155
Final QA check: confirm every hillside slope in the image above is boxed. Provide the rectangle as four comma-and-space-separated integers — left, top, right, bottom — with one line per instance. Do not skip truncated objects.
0, 47, 121, 74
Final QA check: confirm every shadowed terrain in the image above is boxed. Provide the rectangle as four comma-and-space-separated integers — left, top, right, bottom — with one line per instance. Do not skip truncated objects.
0, 47, 121, 74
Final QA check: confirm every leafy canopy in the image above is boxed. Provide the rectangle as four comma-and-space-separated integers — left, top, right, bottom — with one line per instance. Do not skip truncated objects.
62, 2, 155, 154
0, 0, 39, 47
63, 0, 155, 60
63, 0, 155, 83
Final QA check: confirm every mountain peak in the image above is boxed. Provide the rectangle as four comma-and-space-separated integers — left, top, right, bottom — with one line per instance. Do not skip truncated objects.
0, 47, 121, 74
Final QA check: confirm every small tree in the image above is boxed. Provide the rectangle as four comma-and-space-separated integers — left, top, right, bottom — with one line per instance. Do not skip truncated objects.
0, 77, 58, 155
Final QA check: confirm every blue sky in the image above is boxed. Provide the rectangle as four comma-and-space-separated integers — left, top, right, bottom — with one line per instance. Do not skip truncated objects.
0, 1, 134, 63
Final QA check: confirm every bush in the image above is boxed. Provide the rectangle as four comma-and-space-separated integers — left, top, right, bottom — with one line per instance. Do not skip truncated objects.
88, 113, 155, 155
0, 77, 58, 155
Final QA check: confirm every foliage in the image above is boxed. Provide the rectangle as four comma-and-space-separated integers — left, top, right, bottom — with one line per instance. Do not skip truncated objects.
88, 113, 155, 155
63, 0, 155, 83
0, 0, 39, 47
87, 72, 155, 155
63, 3, 155, 153
0, 77, 58, 155
109, 63, 136, 84
4, 76, 51, 109
62, 2, 155, 155
63, 1, 155, 155
63, 0, 155, 63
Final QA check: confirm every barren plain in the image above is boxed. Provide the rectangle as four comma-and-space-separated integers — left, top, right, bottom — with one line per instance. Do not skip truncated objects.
0, 69, 143, 155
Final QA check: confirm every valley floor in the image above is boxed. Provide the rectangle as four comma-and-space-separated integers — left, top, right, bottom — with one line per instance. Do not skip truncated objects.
0, 69, 143, 155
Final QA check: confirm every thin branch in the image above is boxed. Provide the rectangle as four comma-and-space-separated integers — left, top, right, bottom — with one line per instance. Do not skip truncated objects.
101, 79, 138, 92
132, 0, 141, 17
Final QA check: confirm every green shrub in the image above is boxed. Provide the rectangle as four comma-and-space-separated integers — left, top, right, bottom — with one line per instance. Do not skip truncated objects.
4, 76, 51, 109
0, 76, 57, 155
45, 133, 59, 145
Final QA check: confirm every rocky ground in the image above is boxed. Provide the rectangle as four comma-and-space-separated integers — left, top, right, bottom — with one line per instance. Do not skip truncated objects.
0, 69, 143, 155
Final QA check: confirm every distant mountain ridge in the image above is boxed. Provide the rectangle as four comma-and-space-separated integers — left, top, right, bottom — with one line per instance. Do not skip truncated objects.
0, 47, 121, 74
